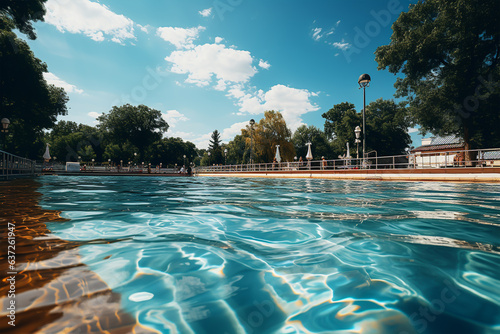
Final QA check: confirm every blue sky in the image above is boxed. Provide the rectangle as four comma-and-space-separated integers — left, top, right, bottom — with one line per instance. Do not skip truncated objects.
25, 0, 420, 149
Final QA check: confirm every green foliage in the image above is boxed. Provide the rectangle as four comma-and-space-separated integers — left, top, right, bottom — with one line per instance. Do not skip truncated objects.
0, 22, 68, 158
254, 111, 295, 162
365, 99, 411, 156
322, 102, 360, 156
208, 130, 223, 164
375, 0, 500, 149
0, 0, 47, 39
225, 134, 248, 165
98, 104, 169, 160
292, 125, 332, 160
149, 137, 197, 167
47, 121, 104, 162
322, 100, 411, 157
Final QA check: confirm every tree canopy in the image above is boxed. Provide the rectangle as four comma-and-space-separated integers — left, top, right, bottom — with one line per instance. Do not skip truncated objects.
292, 125, 332, 160
254, 111, 295, 162
0, 0, 47, 39
1, 20, 68, 158
375, 0, 500, 150
97, 104, 169, 161
322, 100, 411, 157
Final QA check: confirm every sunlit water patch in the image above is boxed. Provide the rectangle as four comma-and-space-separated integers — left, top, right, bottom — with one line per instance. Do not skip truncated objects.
36, 176, 500, 333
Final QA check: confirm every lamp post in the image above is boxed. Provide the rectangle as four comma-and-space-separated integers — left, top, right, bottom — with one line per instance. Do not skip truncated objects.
224, 148, 227, 166
207, 152, 211, 166
358, 74, 371, 167
354, 126, 361, 164
183, 154, 186, 166
249, 119, 255, 165
1, 118, 10, 150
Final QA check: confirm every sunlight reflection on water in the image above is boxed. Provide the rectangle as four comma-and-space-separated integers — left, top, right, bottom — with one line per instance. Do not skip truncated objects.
35, 176, 500, 334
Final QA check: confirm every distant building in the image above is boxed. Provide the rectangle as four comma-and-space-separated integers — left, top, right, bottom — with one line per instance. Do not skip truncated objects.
410, 135, 464, 168
410, 135, 500, 167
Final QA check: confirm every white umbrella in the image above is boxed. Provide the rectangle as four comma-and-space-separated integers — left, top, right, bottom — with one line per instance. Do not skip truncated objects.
43, 143, 51, 161
275, 145, 281, 163
306, 142, 313, 160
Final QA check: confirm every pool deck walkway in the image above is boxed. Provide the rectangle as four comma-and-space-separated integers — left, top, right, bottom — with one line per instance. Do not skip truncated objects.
195, 167, 500, 183
42, 171, 193, 177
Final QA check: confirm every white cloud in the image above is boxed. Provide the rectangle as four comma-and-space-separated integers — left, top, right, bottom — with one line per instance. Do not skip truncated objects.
199, 8, 212, 17
408, 127, 419, 134
162, 110, 189, 128
221, 121, 249, 141
165, 43, 257, 87
88, 112, 100, 118
156, 26, 205, 49
312, 27, 323, 41
215, 36, 224, 44
229, 84, 319, 131
138, 24, 152, 34
43, 72, 84, 94
336, 20, 341, 26
259, 59, 271, 70
45, 0, 135, 43
331, 40, 351, 51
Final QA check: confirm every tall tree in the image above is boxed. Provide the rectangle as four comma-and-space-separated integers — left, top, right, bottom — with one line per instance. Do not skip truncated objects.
97, 104, 169, 160
225, 134, 248, 165
322, 100, 411, 157
0, 0, 47, 39
1, 20, 68, 158
254, 111, 295, 162
375, 0, 500, 154
208, 130, 223, 164
47, 122, 105, 162
292, 125, 332, 160
365, 99, 411, 156
322, 102, 360, 156
149, 137, 197, 166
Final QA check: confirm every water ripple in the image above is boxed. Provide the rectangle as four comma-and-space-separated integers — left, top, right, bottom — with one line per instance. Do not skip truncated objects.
35, 176, 500, 333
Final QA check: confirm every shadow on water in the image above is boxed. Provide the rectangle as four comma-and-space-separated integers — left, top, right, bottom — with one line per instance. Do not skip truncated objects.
0, 178, 158, 333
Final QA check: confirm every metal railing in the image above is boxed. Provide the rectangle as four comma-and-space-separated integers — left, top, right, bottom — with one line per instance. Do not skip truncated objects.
37, 161, 187, 174
195, 147, 500, 173
1, 150, 36, 179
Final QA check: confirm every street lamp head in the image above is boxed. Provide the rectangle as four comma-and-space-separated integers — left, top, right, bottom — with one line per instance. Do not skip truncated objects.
358, 73, 371, 88
1, 118, 10, 132
354, 126, 361, 139
249, 119, 255, 127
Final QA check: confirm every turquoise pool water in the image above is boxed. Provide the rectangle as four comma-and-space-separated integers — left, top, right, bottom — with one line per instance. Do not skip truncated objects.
39, 176, 500, 333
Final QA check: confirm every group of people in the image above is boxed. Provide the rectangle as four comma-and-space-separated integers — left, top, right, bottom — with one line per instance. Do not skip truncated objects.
178, 165, 192, 175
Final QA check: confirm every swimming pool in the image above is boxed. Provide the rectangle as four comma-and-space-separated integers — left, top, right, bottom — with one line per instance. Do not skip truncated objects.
3, 176, 500, 333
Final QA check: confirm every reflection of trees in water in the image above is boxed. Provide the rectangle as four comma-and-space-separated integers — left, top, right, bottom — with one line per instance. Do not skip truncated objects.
0, 179, 157, 333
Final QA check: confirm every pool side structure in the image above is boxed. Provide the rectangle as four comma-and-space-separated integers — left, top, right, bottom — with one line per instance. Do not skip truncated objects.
195, 167, 500, 182
195, 148, 500, 183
